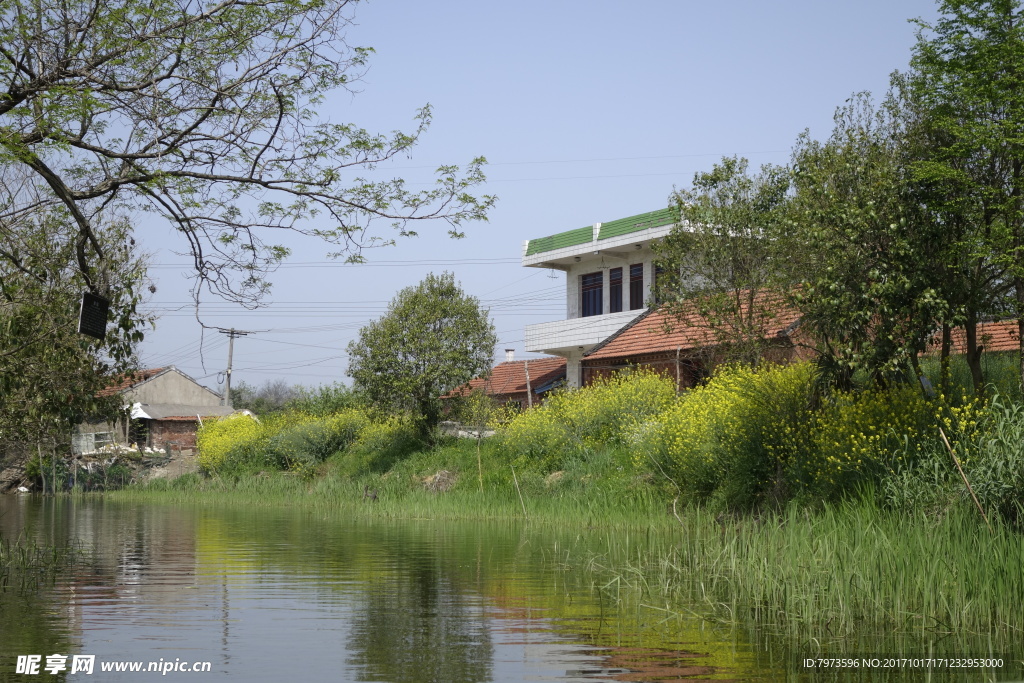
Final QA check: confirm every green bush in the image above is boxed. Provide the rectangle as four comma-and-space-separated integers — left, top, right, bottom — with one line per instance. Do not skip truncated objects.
266, 408, 371, 471
287, 384, 364, 416
966, 395, 1024, 519
886, 393, 1024, 521
640, 363, 816, 509
344, 416, 422, 474
500, 369, 676, 471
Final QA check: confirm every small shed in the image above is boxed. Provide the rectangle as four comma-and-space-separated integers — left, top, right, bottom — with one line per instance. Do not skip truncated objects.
73, 366, 234, 454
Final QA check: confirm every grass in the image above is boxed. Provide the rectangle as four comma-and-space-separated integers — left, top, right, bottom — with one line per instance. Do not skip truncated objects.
0, 535, 78, 590
114, 463, 670, 529
571, 499, 1024, 648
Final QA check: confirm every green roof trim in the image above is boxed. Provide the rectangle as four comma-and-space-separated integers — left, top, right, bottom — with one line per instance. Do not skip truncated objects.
597, 208, 676, 240
525, 209, 676, 256
525, 226, 593, 256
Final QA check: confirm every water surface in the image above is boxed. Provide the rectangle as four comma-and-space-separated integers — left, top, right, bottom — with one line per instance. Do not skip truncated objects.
1, 496, 1019, 682
1, 497, 766, 682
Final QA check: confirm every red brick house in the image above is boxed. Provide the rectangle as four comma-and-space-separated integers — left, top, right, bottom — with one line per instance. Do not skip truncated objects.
581, 293, 809, 390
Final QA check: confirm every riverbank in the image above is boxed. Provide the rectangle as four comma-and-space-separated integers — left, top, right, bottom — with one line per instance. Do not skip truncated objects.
96, 362, 1024, 652
110, 451, 1024, 650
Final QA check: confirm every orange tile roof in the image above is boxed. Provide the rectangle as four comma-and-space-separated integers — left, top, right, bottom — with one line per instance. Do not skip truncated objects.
929, 320, 1020, 354
446, 357, 566, 398
97, 368, 166, 397
585, 291, 802, 361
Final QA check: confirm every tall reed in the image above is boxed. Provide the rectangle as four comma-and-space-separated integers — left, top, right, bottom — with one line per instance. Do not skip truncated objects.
577, 500, 1023, 644
0, 536, 78, 590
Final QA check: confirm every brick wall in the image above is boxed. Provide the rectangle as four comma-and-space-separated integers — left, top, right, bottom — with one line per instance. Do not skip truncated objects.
149, 420, 200, 450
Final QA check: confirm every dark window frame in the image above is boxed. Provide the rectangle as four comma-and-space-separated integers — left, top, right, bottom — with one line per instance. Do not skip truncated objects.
581, 271, 603, 317
629, 263, 644, 310
609, 267, 623, 313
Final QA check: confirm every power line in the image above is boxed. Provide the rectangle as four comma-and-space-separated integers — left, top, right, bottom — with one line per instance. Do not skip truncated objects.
147, 257, 520, 270
383, 150, 788, 171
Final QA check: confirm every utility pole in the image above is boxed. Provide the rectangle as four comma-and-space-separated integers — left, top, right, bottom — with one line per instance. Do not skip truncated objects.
218, 328, 250, 408
524, 359, 532, 409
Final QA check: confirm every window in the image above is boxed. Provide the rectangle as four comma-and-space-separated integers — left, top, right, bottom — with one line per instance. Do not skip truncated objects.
609, 267, 623, 313
653, 264, 665, 304
629, 263, 644, 310
581, 271, 603, 317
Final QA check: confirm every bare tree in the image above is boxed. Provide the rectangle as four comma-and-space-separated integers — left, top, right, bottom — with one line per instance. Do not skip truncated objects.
0, 0, 494, 305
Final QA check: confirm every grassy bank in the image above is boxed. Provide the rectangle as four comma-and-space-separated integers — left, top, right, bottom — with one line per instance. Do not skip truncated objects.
115, 464, 1024, 647
116, 437, 671, 528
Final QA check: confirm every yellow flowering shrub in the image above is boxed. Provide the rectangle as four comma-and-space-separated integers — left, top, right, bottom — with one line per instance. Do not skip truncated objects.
198, 409, 376, 473
642, 363, 815, 506
196, 413, 269, 471
886, 392, 1024, 519
500, 370, 676, 470
805, 385, 934, 496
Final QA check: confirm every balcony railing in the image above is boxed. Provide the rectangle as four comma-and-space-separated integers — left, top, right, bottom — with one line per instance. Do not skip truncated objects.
525, 310, 644, 354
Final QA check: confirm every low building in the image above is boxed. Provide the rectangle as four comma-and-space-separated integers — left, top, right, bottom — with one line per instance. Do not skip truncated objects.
73, 366, 236, 454
939, 319, 1020, 354
446, 356, 566, 410
581, 293, 809, 390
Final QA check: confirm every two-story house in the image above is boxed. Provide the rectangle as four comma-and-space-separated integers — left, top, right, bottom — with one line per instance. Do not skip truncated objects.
521, 208, 675, 388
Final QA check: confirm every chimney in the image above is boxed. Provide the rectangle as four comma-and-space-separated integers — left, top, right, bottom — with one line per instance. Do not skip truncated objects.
505, 349, 515, 363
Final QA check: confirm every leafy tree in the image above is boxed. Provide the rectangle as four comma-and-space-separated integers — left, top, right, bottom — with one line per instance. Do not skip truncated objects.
347, 272, 496, 438
654, 156, 791, 365
0, 194, 149, 461
0, 0, 494, 304
908, 0, 1024, 391
287, 382, 363, 416
230, 379, 363, 415
230, 378, 297, 415
788, 93, 951, 390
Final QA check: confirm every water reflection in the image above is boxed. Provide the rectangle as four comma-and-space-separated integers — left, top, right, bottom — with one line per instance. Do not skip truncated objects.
4, 496, 1018, 682
1, 497, 763, 682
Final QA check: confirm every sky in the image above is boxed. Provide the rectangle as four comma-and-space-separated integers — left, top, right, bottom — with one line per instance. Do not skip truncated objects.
136, 0, 942, 392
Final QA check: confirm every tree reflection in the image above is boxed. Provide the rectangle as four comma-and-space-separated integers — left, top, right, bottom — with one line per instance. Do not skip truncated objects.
0, 588, 74, 682
346, 551, 493, 683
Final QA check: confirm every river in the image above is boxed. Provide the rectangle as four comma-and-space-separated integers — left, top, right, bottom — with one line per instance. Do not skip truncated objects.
0, 496, 1019, 682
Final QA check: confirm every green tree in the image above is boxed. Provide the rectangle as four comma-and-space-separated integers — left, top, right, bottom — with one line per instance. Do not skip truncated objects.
0, 0, 493, 304
287, 382, 364, 416
0, 197, 149, 462
908, 0, 1024, 392
230, 379, 297, 415
347, 272, 496, 438
788, 92, 952, 390
654, 156, 791, 366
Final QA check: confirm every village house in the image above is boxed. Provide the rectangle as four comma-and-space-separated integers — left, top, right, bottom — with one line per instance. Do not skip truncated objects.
521, 208, 676, 388
581, 293, 809, 390
73, 366, 236, 454
446, 353, 566, 409
506, 208, 1019, 398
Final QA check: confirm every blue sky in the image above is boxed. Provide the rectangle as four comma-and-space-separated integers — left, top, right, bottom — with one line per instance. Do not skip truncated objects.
138, 0, 940, 390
